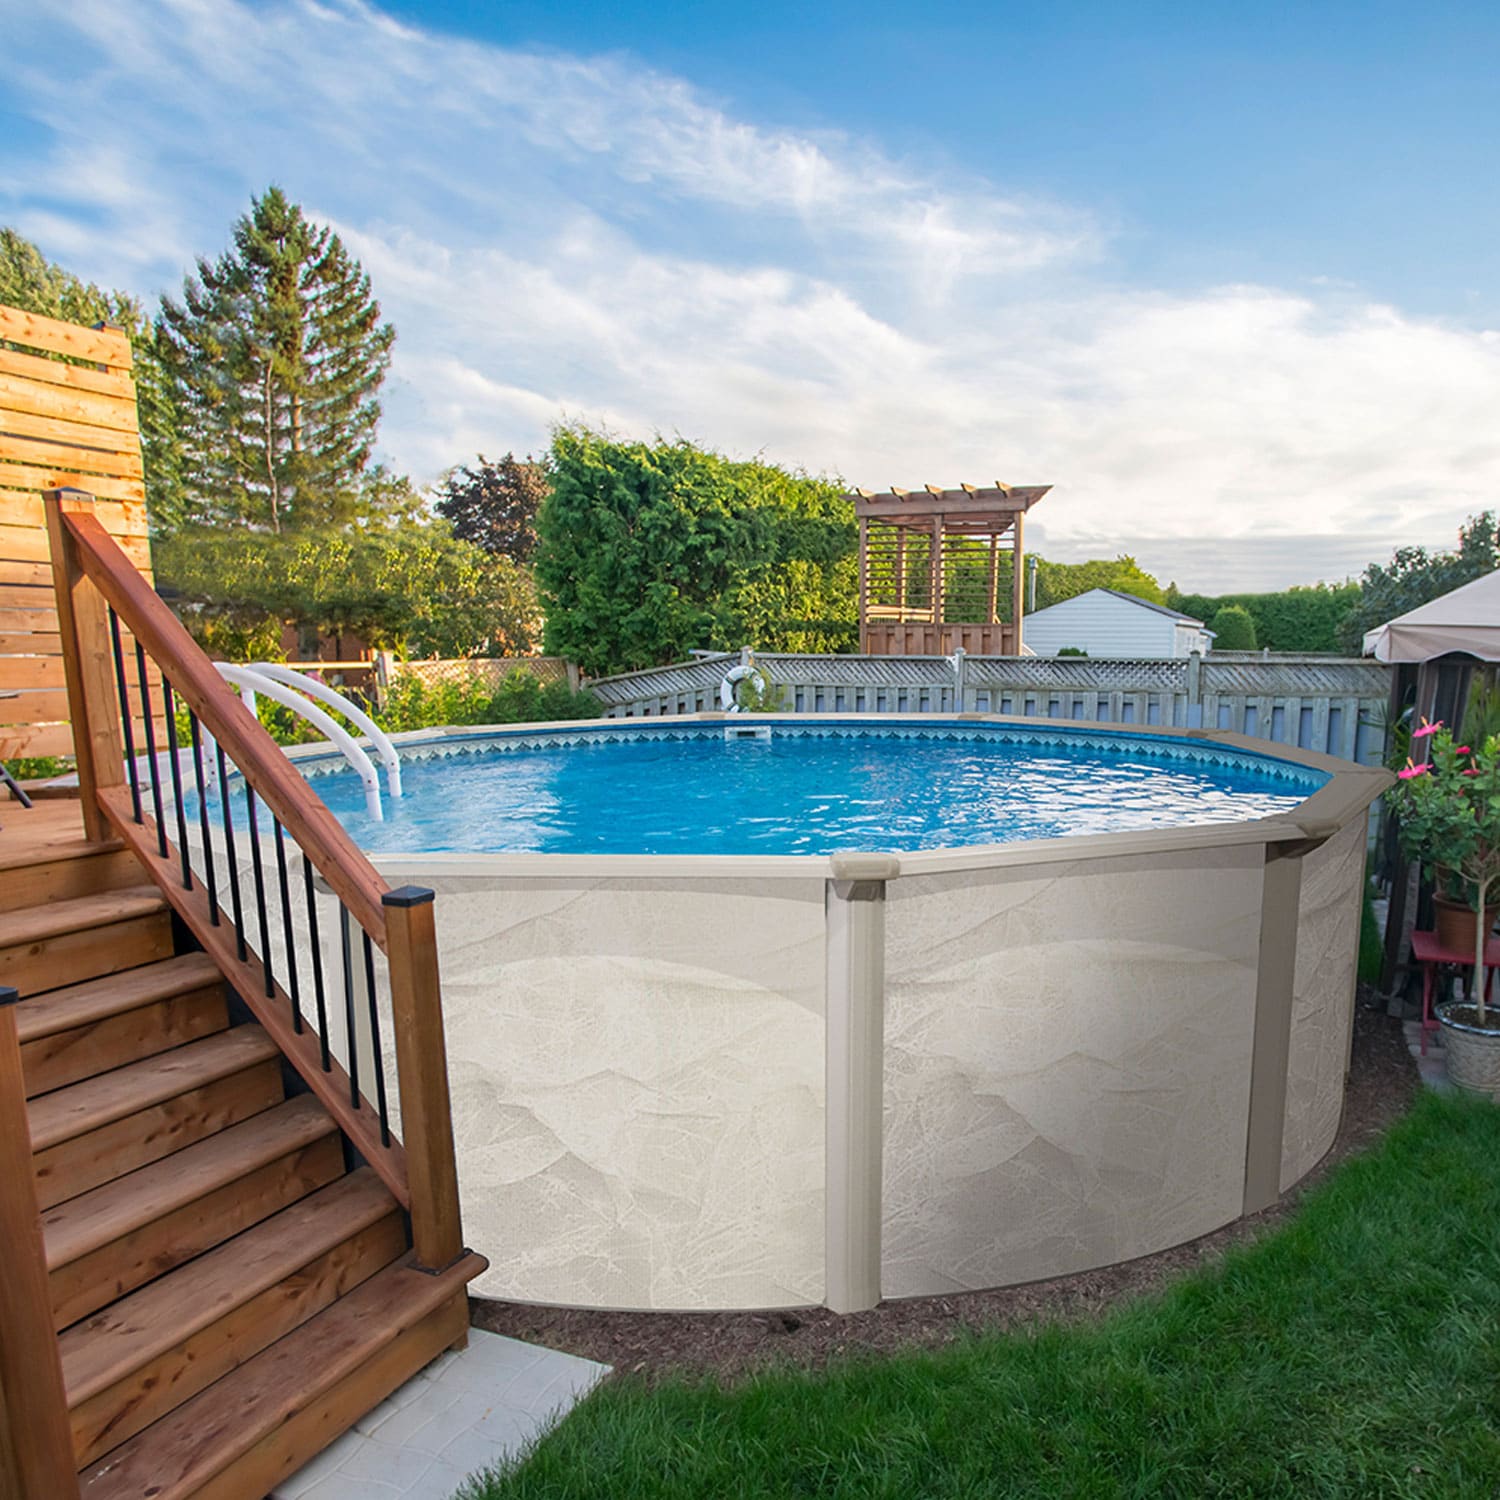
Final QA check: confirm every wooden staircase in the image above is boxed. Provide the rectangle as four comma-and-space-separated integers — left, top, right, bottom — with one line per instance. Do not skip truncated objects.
2, 836, 482, 1499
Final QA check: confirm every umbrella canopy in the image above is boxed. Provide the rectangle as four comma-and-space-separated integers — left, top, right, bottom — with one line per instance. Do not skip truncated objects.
1363, 568, 1500, 663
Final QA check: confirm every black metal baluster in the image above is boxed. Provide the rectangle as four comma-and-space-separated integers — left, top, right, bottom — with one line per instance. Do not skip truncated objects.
302, 856, 332, 1069
244, 785, 275, 998
217, 745, 247, 961
108, 609, 142, 824
135, 643, 167, 856
362, 932, 390, 1146
160, 682, 193, 889
339, 905, 360, 1108
188, 715, 219, 924
274, 821, 303, 1033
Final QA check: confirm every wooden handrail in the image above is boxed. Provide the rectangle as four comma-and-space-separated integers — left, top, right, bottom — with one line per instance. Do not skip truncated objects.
47, 487, 468, 1274
60, 506, 389, 944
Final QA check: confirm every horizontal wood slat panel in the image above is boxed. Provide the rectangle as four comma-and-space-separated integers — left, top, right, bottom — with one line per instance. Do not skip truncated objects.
0, 344, 135, 400
0, 460, 144, 503
0, 721, 74, 759
0, 656, 65, 690
0, 372, 140, 438
0, 631, 62, 655
0, 427, 146, 482
0, 307, 132, 368
0, 489, 148, 536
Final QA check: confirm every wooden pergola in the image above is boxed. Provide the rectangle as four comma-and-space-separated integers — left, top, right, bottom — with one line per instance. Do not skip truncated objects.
850, 481, 1051, 656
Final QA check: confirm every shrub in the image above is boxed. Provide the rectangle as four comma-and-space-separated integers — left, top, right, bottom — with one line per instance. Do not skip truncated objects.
1210, 605, 1258, 650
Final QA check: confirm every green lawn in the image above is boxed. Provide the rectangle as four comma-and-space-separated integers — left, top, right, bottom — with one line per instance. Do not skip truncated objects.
463, 1090, 1500, 1499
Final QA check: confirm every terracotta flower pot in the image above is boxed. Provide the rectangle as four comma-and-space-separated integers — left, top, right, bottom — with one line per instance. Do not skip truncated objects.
1437, 1002, 1500, 1100
1433, 894, 1479, 953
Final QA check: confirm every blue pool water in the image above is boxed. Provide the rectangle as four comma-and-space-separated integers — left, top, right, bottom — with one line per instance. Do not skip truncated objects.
281, 722, 1324, 857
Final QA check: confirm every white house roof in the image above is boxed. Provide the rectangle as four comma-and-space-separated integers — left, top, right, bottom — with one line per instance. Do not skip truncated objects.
1362, 569, 1500, 663
1040, 588, 1210, 628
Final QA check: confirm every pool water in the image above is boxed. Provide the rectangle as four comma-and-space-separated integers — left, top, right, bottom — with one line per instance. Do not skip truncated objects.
280, 723, 1322, 857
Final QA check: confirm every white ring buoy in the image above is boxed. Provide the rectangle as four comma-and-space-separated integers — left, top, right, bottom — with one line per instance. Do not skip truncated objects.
720, 663, 766, 713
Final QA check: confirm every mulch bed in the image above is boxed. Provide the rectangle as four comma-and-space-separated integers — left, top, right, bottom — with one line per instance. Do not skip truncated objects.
470, 992, 1417, 1382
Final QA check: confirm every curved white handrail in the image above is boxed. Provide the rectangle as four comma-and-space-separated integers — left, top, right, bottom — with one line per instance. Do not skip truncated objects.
249, 662, 403, 798
214, 664, 384, 822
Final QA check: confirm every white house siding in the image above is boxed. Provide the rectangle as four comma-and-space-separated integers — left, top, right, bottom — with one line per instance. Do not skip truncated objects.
1021, 590, 1189, 658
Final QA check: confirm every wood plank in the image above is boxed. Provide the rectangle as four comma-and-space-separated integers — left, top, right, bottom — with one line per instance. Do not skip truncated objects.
0, 721, 74, 759
28, 1024, 279, 1152
100, 790, 412, 1210
0, 630, 63, 654
18, 953, 223, 1044
0, 847, 141, 915
0, 373, 138, 438
0, 1002, 80, 1500
0, 653, 66, 688
0, 910, 174, 997
0, 432, 144, 483
77, 1256, 483, 1500
0, 344, 136, 400
34, 1059, 283, 1209
65, 1172, 403, 1467
0, 885, 165, 949
23, 987, 228, 1098
45, 1101, 344, 1329
0, 407, 144, 466
0, 460, 145, 503
0, 307, 132, 368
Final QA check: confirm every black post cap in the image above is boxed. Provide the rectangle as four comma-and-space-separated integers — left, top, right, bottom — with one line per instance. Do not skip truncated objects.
382, 885, 436, 908
0, 986, 19, 1007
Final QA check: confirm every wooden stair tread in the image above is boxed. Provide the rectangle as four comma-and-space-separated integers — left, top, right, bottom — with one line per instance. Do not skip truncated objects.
0, 832, 123, 876
78, 1250, 486, 1500
0, 885, 165, 948
28, 1026, 280, 1152
43, 1096, 337, 1272
17, 953, 223, 1044
61, 1168, 400, 1407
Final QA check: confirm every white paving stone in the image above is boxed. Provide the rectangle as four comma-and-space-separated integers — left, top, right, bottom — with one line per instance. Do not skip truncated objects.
273, 1329, 608, 1500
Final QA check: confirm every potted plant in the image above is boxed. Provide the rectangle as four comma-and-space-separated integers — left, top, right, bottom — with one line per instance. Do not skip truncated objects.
1388, 722, 1500, 1096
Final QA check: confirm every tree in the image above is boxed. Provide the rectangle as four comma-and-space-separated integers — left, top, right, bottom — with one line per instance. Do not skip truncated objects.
1166, 582, 1359, 653
1209, 604, 1258, 650
435, 453, 547, 562
0, 228, 183, 529
157, 186, 394, 532
536, 427, 855, 675
1032, 555, 1165, 611
156, 519, 537, 659
1338, 513, 1500, 653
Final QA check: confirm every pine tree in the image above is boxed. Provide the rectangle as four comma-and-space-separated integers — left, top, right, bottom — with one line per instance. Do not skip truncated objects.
158, 187, 394, 532
434, 453, 547, 562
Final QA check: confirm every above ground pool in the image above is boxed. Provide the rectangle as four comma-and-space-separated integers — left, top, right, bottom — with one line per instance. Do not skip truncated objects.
189, 713, 1386, 1317
288, 720, 1327, 855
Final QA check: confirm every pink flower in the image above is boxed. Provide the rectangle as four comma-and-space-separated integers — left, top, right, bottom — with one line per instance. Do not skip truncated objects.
1464, 767, 1481, 776
1457, 746, 1472, 754
1397, 763, 1429, 779
1412, 719, 1443, 738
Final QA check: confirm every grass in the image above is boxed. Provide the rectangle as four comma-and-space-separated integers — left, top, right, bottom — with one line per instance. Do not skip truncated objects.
464, 1090, 1500, 1499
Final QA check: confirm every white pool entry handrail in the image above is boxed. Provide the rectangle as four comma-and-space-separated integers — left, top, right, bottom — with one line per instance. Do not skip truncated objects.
249, 662, 403, 798
214, 664, 385, 822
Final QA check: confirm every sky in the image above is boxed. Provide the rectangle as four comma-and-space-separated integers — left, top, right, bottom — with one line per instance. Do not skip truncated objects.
3, 0, 1499, 592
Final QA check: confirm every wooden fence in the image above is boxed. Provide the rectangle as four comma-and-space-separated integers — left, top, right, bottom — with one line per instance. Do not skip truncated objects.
586, 650, 1393, 765
374, 653, 577, 699
0, 305, 156, 760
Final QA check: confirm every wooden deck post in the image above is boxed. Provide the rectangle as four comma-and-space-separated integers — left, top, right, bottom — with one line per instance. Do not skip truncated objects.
45, 487, 125, 844
0, 988, 81, 1500
1010, 509, 1026, 655
382, 887, 465, 1277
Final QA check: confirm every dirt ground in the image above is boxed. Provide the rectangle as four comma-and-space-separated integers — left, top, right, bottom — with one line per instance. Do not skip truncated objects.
470, 993, 1417, 1382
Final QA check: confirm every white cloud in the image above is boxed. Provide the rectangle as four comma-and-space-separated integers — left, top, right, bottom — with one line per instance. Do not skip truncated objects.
3, 0, 1499, 590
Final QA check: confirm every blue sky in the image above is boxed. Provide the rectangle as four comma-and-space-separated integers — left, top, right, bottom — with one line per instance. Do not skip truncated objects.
3, 0, 1499, 591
